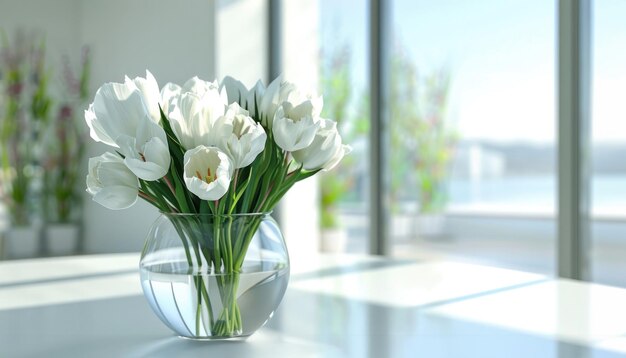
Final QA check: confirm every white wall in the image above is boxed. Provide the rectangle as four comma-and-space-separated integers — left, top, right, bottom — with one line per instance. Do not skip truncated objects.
80, 0, 216, 253
216, 0, 267, 86
0, 0, 82, 67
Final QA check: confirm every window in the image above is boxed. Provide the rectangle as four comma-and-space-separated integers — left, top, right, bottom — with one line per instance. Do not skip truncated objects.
591, 0, 626, 287
388, 0, 556, 274
317, 0, 370, 253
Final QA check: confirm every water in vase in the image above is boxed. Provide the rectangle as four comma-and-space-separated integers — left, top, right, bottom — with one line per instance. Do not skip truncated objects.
140, 263, 289, 338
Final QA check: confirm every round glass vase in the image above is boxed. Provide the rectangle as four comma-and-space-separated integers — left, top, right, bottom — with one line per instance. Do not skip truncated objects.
139, 212, 289, 340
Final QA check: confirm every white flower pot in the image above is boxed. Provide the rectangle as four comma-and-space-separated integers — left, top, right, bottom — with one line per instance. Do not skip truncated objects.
45, 224, 79, 256
320, 228, 348, 253
5, 226, 41, 259
415, 214, 447, 239
391, 214, 416, 239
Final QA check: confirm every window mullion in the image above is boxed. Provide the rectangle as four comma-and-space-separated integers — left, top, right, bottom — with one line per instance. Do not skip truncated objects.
558, 0, 592, 280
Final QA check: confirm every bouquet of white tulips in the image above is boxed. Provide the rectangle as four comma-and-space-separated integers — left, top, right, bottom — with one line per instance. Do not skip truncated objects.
84, 70, 349, 336
85, 71, 348, 213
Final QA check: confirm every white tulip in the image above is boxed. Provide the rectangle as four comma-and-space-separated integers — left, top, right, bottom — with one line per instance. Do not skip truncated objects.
168, 90, 227, 150
86, 81, 147, 147
272, 100, 321, 152
183, 146, 233, 201
125, 70, 161, 122
86, 152, 139, 210
116, 118, 171, 181
246, 80, 265, 118
181, 77, 228, 102
259, 77, 296, 127
292, 119, 346, 170
87, 80, 171, 181
84, 103, 114, 146
220, 76, 249, 107
218, 77, 267, 119
323, 143, 351, 172
215, 103, 267, 169
285, 88, 323, 118
160, 82, 181, 116
259, 78, 323, 128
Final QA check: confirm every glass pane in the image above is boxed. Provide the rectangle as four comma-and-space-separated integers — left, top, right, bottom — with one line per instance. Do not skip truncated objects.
318, 0, 370, 253
389, 0, 556, 274
591, 0, 626, 287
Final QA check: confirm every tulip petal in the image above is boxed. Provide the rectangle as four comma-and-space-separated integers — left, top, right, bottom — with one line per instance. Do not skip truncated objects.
167, 86, 228, 150
143, 137, 171, 174
272, 110, 319, 152
220, 76, 249, 106
322, 144, 351, 172
136, 114, 168, 148
127, 70, 161, 122
85, 104, 116, 147
160, 82, 181, 115
246, 80, 265, 117
93, 185, 139, 210
97, 161, 139, 188
91, 82, 153, 146
292, 118, 347, 170
124, 157, 168, 181
86, 152, 139, 210
116, 131, 170, 181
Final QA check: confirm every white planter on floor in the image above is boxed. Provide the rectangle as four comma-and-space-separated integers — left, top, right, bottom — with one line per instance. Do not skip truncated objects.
415, 214, 447, 239
391, 214, 416, 239
5, 226, 40, 259
45, 224, 79, 256
320, 228, 348, 253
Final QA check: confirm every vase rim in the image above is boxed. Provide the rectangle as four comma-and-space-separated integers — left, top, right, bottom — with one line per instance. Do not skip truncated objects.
159, 211, 273, 217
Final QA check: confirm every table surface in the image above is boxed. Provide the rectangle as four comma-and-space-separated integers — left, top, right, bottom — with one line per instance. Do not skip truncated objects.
1, 253, 626, 358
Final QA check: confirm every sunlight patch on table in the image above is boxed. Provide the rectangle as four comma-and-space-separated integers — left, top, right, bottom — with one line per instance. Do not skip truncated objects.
0, 253, 139, 285
289, 254, 382, 275
595, 336, 626, 355
289, 261, 544, 308
425, 280, 626, 346
0, 273, 142, 311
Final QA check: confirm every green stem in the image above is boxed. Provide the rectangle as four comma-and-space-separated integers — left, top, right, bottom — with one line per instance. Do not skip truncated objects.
195, 275, 202, 335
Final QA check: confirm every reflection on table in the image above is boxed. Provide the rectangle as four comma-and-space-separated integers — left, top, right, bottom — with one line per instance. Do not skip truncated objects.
1, 253, 625, 357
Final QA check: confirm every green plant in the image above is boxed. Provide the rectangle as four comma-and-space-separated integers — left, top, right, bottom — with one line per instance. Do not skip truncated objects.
0, 31, 50, 226
389, 49, 456, 214
318, 45, 364, 229
318, 42, 456, 221
43, 47, 91, 223
412, 71, 456, 213
0, 31, 91, 226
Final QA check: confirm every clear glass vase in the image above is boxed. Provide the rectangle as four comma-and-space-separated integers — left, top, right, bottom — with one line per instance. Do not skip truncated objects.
139, 212, 289, 340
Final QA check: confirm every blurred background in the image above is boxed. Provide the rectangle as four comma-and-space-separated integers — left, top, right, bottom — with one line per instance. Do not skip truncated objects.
1, 0, 625, 287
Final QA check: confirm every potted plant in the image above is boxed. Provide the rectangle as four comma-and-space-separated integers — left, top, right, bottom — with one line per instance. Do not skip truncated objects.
409, 71, 456, 238
389, 49, 456, 239
320, 175, 349, 252
318, 45, 361, 252
0, 32, 50, 258
42, 47, 90, 256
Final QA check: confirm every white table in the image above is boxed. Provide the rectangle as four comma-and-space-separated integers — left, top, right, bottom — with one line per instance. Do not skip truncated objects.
1, 253, 626, 357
